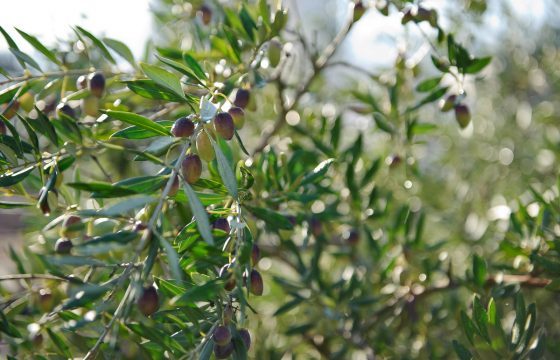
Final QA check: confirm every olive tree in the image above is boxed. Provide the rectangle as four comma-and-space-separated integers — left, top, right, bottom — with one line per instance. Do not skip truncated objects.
0, 0, 557, 358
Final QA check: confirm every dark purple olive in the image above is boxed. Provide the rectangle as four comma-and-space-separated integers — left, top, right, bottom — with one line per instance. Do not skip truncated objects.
344, 229, 360, 246
233, 89, 250, 109
238, 328, 251, 350
213, 342, 234, 359
310, 217, 322, 237
55, 238, 73, 254
181, 154, 202, 184
56, 103, 75, 118
214, 112, 234, 140
137, 286, 159, 316
88, 72, 105, 98
0, 121, 6, 135
213, 325, 232, 346
454, 104, 471, 129
249, 269, 263, 296
213, 218, 230, 233
251, 244, 260, 266
171, 116, 195, 138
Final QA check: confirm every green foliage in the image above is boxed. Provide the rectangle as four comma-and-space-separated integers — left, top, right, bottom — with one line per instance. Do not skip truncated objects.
0, 0, 559, 359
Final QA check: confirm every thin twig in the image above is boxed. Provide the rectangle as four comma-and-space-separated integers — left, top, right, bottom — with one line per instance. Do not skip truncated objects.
253, 2, 357, 154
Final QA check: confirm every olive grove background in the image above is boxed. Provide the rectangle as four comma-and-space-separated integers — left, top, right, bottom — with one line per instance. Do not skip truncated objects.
0, 0, 559, 359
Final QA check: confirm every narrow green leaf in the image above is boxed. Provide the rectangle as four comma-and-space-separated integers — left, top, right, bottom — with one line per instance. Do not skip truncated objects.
157, 233, 183, 281
465, 56, 491, 74
104, 110, 170, 136
111, 120, 173, 139
75, 26, 116, 64
416, 76, 441, 92
182, 182, 214, 245
124, 79, 190, 103
46, 329, 71, 357
140, 62, 185, 99
301, 158, 335, 186
245, 206, 292, 230
472, 296, 491, 344
9, 48, 42, 71
182, 52, 207, 80
0, 26, 25, 68
0, 166, 34, 187
211, 137, 238, 199
103, 37, 136, 67
15, 28, 61, 65
460, 311, 477, 346
473, 254, 487, 287
452, 340, 472, 360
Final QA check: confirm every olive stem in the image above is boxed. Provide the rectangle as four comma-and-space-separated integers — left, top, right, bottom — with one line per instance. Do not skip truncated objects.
0, 69, 125, 87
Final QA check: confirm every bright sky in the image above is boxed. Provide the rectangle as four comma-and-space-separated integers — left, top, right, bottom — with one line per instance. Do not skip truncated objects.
0, 0, 152, 56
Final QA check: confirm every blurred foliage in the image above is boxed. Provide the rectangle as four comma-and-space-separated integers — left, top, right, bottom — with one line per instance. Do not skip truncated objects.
0, 0, 559, 359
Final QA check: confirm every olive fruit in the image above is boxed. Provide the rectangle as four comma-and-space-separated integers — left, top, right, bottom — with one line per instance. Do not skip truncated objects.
454, 104, 471, 128
38, 288, 54, 312
171, 116, 195, 138
196, 131, 215, 162
137, 285, 159, 316
3, 101, 19, 119
213, 342, 234, 359
353, 1, 366, 22
238, 328, 251, 350
199, 4, 212, 25
181, 154, 202, 184
31, 333, 44, 347
19, 92, 34, 112
81, 96, 99, 117
219, 264, 236, 291
213, 218, 230, 233
60, 214, 82, 238
267, 40, 282, 68
168, 175, 179, 196
76, 75, 88, 90
228, 106, 245, 129
344, 229, 360, 246
0, 121, 6, 135
309, 217, 322, 237
440, 95, 456, 112
249, 269, 263, 296
213, 325, 232, 346
133, 221, 147, 232
38, 188, 58, 216
88, 72, 105, 98
251, 244, 260, 266
55, 238, 73, 254
223, 304, 233, 324
56, 103, 75, 118
233, 89, 250, 109
214, 112, 234, 140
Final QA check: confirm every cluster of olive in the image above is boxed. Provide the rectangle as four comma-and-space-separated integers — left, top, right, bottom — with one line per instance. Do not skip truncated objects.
177, 90, 247, 184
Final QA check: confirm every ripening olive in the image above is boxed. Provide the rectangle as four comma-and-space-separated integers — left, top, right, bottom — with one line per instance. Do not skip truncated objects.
38, 188, 57, 216
55, 238, 73, 254
76, 75, 88, 90
214, 112, 234, 140
212, 218, 230, 233
267, 40, 282, 67
213, 325, 232, 346
199, 4, 212, 25
137, 285, 159, 316
454, 104, 471, 128
219, 264, 236, 291
60, 214, 82, 238
223, 304, 233, 325
228, 106, 245, 130
196, 131, 215, 162
344, 229, 360, 246
440, 95, 457, 112
213, 342, 234, 359
88, 72, 105, 98
249, 269, 263, 296
56, 103, 75, 118
353, 1, 366, 22
38, 288, 54, 312
81, 96, 99, 117
19, 92, 34, 112
3, 101, 19, 119
233, 89, 250, 109
171, 116, 195, 138
251, 244, 260, 266
181, 154, 202, 184
238, 328, 251, 350
0, 122, 6, 135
